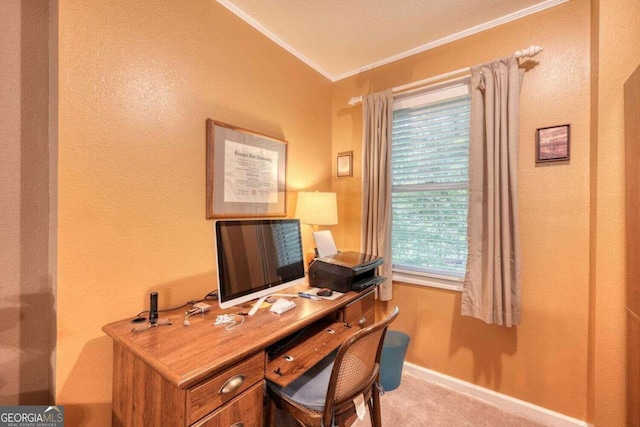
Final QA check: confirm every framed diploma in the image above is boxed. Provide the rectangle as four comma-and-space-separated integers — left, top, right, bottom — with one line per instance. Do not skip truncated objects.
206, 119, 287, 218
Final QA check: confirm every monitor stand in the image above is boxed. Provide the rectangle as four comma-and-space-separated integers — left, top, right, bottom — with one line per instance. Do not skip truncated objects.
248, 293, 299, 316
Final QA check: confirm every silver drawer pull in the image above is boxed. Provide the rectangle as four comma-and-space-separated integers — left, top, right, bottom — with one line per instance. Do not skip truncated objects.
231, 423, 244, 427
358, 317, 367, 328
219, 374, 246, 395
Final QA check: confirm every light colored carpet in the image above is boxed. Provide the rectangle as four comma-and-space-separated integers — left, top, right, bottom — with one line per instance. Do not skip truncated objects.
274, 372, 548, 426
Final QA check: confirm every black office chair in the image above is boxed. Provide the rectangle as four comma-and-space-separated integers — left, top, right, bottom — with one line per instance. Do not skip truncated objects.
266, 306, 400, 427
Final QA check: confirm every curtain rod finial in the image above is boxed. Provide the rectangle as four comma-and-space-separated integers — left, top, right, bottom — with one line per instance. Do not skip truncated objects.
348, 96, 362, 106
515, 45, 543, 58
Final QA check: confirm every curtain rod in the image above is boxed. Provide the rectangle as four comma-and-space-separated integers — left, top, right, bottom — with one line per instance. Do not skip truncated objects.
347, 45, 543, 106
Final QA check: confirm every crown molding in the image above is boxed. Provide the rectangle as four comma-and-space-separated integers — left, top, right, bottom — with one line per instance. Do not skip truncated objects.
333, 0, 569, 81
215, 0, 334, 81
217, 0, 569, 82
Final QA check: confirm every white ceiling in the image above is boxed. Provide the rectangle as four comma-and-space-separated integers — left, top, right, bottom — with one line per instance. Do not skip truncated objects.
217, 0, 568, 81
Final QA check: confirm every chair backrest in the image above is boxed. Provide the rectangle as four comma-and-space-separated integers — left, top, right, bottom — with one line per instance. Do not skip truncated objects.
322, 306, 400, 426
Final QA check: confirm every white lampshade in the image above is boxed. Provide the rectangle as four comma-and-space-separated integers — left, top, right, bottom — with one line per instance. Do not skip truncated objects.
295, 191, 338, 225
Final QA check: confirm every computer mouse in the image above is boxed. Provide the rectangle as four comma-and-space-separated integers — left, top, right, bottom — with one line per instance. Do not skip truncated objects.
317, 288, 333, 297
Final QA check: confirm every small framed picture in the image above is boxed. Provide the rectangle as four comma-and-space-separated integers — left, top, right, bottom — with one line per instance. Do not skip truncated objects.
536, 124, 570, 163
337, 151, 353, 177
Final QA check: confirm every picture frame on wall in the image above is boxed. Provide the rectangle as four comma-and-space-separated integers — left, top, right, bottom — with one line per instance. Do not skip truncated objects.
536, 124, 570, 163
206, 119, 287, 218
337, 151, 353, 177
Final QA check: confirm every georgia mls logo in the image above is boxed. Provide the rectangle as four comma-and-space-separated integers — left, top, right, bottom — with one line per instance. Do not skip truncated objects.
0, 405, 64, 426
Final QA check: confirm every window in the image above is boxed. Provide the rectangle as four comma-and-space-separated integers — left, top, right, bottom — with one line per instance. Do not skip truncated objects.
391, 82, 471, 290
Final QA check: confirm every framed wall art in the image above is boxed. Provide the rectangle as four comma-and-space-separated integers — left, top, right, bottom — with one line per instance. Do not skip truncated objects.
536, 124, 570, 163
337, 151, 353, 177
206, 119, 287, 218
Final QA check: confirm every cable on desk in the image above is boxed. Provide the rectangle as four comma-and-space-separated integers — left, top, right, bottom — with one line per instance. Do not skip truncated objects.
136, 290, 219, 317
183, 307, 210, 326
214, 313, 244, 330
136, 302, 191, 318
203, 290, 218, 301
226, 314, 244, 330
131, 318, 172, 333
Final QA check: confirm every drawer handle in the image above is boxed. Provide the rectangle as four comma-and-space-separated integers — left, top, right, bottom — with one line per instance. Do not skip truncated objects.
358, 317, 367, 328
219, 374, 246, 395
230, 423, 244, 427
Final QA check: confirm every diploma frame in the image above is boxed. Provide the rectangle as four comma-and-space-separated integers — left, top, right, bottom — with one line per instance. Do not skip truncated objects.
206, 119, 287, 218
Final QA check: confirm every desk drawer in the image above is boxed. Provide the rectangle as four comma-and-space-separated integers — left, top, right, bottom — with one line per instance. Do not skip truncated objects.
343, 289, 375, 328
192, 382, 263, 427
188, 352, 265, 425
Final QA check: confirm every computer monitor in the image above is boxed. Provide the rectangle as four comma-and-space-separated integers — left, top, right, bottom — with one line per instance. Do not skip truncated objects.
214, 219, 305, 313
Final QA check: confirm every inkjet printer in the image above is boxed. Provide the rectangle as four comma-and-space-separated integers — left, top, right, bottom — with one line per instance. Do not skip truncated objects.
308, 251, 386, 293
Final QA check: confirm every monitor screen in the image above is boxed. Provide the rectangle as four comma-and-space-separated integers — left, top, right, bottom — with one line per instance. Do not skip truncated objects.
214, 219, 305, 309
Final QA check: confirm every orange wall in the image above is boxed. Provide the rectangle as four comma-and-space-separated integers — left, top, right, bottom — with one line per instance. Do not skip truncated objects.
332, 0, 592, 420
592, 0, 640, 425
54, 0, 640, 424
57, 1, 331, 424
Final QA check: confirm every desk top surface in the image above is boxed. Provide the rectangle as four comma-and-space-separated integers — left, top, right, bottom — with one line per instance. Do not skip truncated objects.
103, 283, 369, 389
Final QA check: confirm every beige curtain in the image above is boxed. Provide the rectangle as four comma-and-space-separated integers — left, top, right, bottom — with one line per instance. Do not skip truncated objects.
361, 89, 394, 301
462, 56, 524, 326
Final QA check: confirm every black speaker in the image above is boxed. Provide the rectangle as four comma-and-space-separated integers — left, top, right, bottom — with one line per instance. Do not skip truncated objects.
149, 292, 158, 325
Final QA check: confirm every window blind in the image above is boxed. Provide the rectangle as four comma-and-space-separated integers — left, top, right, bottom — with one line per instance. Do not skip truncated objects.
391, 87, 470, 278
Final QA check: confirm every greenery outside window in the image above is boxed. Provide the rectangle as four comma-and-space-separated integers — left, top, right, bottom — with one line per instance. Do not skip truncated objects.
391, 82, 471, 291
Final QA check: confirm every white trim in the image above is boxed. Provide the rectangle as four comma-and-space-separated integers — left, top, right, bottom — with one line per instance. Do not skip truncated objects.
394, 82, 469, 110
215, 0, 334, 81
393, 272, 463, 292
217, 0, 566, 82
334, 0, 567, 81
349, 72, 470, 106
403, 362, 588, 427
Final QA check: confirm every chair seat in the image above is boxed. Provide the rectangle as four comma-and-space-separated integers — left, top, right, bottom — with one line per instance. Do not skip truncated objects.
266, 307, 399, 427
267, 351, 337, 412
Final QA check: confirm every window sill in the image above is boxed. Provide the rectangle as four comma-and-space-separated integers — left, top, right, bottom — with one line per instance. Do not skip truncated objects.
392, 271, 463, 292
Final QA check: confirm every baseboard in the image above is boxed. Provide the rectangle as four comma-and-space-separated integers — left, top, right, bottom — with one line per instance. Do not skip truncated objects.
403, 362, 588, 427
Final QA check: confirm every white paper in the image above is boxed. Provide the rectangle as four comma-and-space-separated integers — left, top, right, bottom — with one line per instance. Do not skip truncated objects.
269, 298, 296, 314
313, 230, 337, 257
224, 140, 279, 203
353, 394, 367, 420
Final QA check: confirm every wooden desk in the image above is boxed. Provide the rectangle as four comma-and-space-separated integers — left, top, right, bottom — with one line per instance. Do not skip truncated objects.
103, 284, 375, 427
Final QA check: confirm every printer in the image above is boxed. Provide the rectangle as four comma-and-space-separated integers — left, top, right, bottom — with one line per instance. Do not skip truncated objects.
308, 251, 386, 293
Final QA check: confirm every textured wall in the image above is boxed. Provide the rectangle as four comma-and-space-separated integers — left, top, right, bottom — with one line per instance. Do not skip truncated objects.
592, 0, 640, 425
57, 1, 331, 424
52, 0, 640, 424
332, 0, 592, 420
0, 0, 52, 405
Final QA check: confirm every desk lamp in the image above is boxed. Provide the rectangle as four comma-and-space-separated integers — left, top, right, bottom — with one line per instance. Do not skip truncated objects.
295, 191, 338, 265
